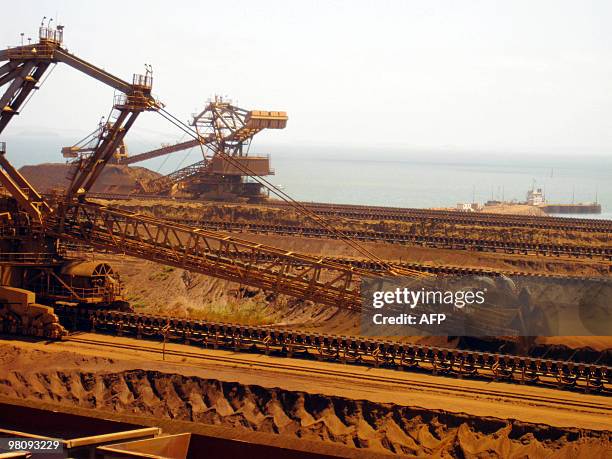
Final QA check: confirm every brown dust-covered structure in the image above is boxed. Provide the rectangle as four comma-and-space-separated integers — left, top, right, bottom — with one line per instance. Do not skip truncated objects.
0, 21, 610, 458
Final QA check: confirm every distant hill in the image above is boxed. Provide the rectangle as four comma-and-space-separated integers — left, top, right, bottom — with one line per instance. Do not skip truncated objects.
18, 163, 161, 194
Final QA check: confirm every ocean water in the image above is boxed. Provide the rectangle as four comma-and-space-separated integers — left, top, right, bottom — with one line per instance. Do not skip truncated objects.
268, 151, 612, 220
4, 135, 611, 221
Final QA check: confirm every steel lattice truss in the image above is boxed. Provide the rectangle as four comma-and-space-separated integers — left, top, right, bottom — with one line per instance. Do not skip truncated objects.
0, 24, 423, 314
51, 202, 367, 310
134, 97, 287, 194
141, 158, 209, 194
0, 25, 159, 207
119, 137, 207, 165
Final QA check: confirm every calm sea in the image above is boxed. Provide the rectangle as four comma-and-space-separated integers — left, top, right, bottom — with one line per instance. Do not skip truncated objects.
268, 150, 612, 220
6, 136, 612, 220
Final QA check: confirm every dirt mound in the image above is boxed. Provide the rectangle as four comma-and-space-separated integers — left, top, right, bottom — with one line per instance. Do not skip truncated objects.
0, 347, 608, 456
101, 256, 611, 358
481, 204, 547, 216
111, 257, 368, 334
105, 199, 612, 248
18, 163, 160, 194
112, 257, 281, 325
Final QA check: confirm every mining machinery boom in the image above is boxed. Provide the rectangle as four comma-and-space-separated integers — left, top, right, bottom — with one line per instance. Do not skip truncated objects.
51, 201, 370, 309
0, 23, 426, 338
119, 137, 204, 165
0, 24, 156, 137
0, 22, 157, 335
61, 120, 129, 164
0, 23, 159, 214
117, 97, 287, 201
0, 23, 608, 400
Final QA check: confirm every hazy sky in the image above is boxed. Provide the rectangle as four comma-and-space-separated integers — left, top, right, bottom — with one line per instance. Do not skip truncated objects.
2, 0, 611, 156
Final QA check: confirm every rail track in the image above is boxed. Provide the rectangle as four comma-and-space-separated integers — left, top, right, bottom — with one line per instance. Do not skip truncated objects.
88, 192, 612, 233
228, 250, 612, 282
63, 335, 611, 413
185, 220, 612, 261
61, 241, 611, 281
75, 196, 612, 261
268, 200, 612, 233
298, 256, 612, 281
56, 307, 611, 394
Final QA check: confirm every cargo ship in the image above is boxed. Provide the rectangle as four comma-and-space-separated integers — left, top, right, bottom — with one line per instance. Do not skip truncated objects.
527, 187, 601, 215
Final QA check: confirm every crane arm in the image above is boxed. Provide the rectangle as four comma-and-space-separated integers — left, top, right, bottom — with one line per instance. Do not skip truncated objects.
137, 105, 288, 194
65, 111, 138, 199
50, 201, 371, 311
52, 48, 132, 93
0, 62, 50, 135
0, 26, 146, 219
119, 137, 210, 165
141, 159, 208, 194
222, 110, 288, 143
0, 143, 51, 222
0, 44, 133, 94
0, 25, 156, 143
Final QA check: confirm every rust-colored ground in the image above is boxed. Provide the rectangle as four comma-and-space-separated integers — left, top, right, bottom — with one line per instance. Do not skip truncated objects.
19, 163, 160, 195
0, 338, 609, 457
5, 166, 612, 455
103, 199, 612, 248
